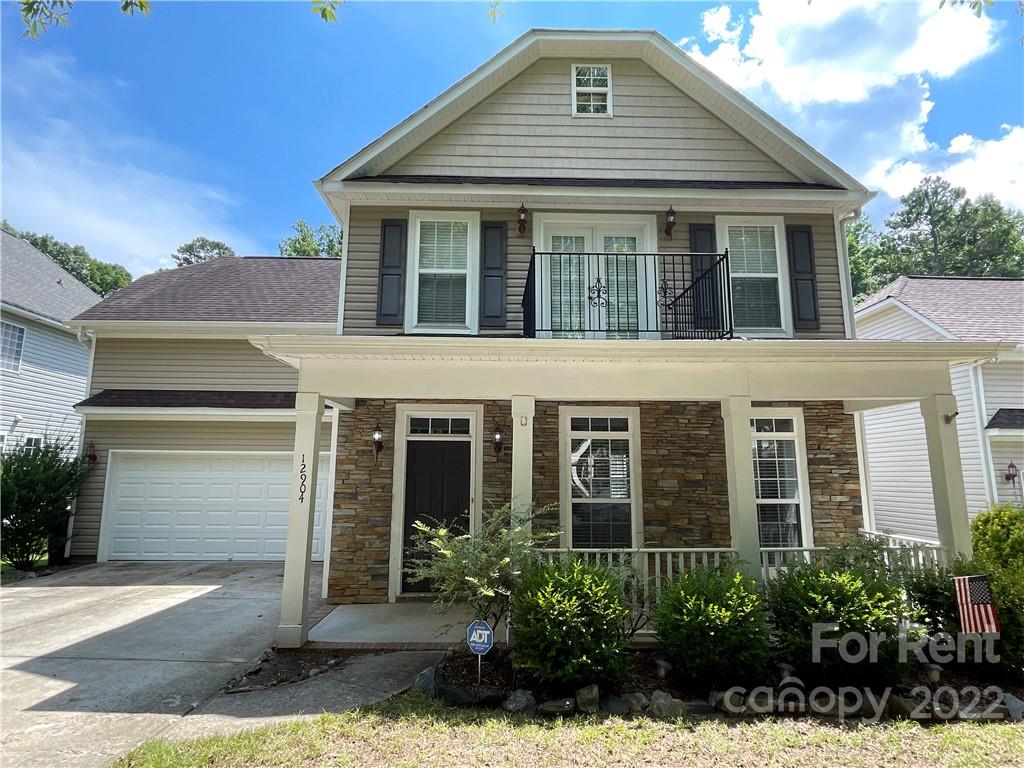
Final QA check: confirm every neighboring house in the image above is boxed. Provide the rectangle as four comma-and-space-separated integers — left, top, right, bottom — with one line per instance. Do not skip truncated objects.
856, 276, 1024, 541
67, 30, 1004, 648
1, 230, 101, 452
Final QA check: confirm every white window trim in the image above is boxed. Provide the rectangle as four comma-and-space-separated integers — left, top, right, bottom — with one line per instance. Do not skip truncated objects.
404, 210, 481, 335
571, 63, 613, 118
749, 407, 814, 549
24, 434, 43, 450
558, 405, 643, 550
1, 320, 26, 372
715, 215, 794, 338
388, 403, 484, 601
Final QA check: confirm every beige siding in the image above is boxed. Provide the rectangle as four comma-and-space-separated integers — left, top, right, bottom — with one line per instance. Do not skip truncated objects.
90, 338, 298, 394
71, 419, 332, 560
345, 207, 847, 338
991, 438, 1024, 504
385, 58, 798, 182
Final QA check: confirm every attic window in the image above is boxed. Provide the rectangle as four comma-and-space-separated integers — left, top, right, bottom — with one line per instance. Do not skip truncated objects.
572, 64, 611, 117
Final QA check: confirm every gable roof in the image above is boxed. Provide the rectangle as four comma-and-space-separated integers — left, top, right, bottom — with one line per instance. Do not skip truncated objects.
1, 230, 101, 327
73, 257, 340, 324
319, 29, 869, 195
856, 276, 1024, 343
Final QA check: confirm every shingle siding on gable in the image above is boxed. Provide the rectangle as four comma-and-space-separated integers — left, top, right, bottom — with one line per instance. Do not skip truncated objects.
385, 58, 799, 182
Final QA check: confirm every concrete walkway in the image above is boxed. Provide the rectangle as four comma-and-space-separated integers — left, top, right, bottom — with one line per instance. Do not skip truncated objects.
0, 562, 430, 768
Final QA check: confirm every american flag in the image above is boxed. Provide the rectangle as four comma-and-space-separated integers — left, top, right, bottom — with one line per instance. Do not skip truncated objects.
953, 575, 1001, 634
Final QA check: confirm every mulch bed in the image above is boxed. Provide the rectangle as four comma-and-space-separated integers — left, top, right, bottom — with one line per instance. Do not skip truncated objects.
225, 648, 369, 692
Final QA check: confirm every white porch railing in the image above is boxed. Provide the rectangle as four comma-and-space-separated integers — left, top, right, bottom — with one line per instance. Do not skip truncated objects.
760, 536, 949, 581
858, 529, 949, 568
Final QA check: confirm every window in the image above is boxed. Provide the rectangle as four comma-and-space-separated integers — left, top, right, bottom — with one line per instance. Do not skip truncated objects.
749, 413, 811, 549
0, 434, 6, 453
561, 407, 640, 549
406, 211, 480, 334
409, 416, 471, 435
572, 64, 612, 117
716, 217, 792, 335
24, 435, 43, 451
1, 321, 25, 371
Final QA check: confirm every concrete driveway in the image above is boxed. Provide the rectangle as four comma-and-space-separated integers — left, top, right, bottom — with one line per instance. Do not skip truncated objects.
0, 561, 322, 768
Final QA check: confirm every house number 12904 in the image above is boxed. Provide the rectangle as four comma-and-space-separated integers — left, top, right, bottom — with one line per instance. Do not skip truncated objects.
297, 454, 308, 503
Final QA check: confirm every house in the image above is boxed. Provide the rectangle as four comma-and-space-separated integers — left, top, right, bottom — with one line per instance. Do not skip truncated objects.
1, 230, 101, 452
856, 276, 1024, 541
67, 30, 1006, 648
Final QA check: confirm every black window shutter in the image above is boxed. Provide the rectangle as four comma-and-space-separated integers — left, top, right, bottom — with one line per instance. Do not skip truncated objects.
479, 221, 507, 328
689, 223, 719, 330
785, 224, 820, 330
376, 219, 407, 326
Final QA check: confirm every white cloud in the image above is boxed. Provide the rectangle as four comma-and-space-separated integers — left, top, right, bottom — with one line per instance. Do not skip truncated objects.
1, 52, 261, 277
701, 6, 743, 45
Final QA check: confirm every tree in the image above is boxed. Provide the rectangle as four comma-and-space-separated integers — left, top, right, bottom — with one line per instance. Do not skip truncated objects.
1, 221, 131, 296
172, 237, 236, 267
278, 219, 343, 259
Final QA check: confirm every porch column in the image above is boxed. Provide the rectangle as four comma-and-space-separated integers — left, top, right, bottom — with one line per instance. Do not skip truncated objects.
276, 392, 325, 648
722, 397, 760, 579
920, 394, 973, 559
511, 395, 535, 529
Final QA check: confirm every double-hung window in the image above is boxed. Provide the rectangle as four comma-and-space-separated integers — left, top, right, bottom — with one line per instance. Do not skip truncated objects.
716, 216, 792, 336
561, 407, 640, 549
405, 211, 480, 334
1, 321, 26, 371
572, 64, 612, 117
749, 412, 811, 550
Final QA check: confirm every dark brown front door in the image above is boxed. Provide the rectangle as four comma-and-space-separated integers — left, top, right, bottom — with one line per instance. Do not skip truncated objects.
402, 440, 471, 593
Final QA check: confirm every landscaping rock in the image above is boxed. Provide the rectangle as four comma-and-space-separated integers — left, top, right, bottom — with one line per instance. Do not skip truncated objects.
623, 692, 649, 714
575, 684, 600, 714
710, 689, 745, 715
859, 695, 889, 721
1003, 692, 1024, 722
888, 695, 924, 721
537, 698, 576, 717
602, 695, 632, 716
503, 689, 536, 714
958, 704, 1006, 721
413, 665, 438, 697
649, 690, 686, 719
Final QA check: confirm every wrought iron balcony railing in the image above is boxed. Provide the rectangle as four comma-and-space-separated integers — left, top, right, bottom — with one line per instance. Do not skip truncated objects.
522, 249, 733, 340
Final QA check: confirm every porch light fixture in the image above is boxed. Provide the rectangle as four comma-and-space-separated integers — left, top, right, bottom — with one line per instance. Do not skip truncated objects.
371, 422, 385, 462
517, 203, 529, 237
1006, 460, 1019, 486
664, 206, 677, 238
492, 421, 505, 457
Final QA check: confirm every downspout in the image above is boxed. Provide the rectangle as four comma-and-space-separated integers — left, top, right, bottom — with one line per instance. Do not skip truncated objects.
970, 359, 998, 507
833, 207, 860, 340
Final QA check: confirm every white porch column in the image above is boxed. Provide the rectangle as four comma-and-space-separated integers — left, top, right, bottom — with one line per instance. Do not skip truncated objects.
276, 392, 325, 648
722, 397, 760, 579
511, 395, 535, 528
920, 394, 973, 559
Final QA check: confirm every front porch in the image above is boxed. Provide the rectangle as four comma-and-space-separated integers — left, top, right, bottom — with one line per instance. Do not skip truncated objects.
251, 337, 1004, 647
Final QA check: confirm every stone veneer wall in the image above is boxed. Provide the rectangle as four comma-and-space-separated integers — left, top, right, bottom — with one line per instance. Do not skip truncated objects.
532, 401, 731, 548
328, 399, 511, 604
753, 400, 863, 546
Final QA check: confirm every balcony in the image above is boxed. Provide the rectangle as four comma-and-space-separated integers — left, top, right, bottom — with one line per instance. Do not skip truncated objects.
522, 249, 734, 340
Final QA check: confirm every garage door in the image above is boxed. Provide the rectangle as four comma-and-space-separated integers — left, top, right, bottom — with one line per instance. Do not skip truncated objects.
101, 452, 330, 561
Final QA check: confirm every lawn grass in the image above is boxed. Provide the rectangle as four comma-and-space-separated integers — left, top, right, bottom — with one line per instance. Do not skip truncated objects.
116, 691, 1024, 768
0, 555, 47, 584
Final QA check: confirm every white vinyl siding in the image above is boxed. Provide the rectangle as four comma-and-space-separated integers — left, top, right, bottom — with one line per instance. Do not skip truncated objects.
981, 361, 1024, 420
991, 439, 1024, 505
384, 58, 797, 182
0, 314, 89, 450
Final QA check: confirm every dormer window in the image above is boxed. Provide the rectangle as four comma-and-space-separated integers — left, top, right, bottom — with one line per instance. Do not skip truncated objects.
572, 64, 611, 117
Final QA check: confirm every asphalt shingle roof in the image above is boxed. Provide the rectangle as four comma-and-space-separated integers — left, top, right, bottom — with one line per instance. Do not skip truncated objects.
985, 408, 1024, 431
74, 256, 341, 324
1, 231, 101, 325
77, 389, 297, 409
857, 276, 1024, 343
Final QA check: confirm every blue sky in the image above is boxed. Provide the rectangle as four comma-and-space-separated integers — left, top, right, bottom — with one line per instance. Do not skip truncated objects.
2, 1, 1022, 276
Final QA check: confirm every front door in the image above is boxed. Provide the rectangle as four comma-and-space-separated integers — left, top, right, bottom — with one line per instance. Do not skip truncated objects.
401, 440, 471, 593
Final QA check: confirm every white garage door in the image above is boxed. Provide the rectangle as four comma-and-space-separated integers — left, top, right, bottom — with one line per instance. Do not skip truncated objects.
101, 452, 330, 562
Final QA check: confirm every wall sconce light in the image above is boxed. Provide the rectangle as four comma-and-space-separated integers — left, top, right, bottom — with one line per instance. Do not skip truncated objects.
517, 203, 529, 237
1006, 461, 1019, 486
371, 422, 385, 462
85, 441, 98, 464
492, 421, 505, 456
664, 206, 677, 238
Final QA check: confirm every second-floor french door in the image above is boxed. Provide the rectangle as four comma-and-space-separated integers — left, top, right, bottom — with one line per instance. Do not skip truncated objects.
543, 224, 655, 339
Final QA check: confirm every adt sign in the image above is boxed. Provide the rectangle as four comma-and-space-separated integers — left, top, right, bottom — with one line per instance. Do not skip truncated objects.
466, 619, 494, 656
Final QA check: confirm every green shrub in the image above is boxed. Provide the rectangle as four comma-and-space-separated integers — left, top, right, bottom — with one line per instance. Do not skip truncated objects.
989, 561, 1024, 678
654, 567, 771, 687
511, 559, 630, 688
903, 565, 958, 635
1, 437, 91, 571
765, 565, 911, 685
972, 503, 1024, 569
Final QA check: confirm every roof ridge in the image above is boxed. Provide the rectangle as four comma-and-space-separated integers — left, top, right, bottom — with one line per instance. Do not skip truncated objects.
903, 275, 1024, 282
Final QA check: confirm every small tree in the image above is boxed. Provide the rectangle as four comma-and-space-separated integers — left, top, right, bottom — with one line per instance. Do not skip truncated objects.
278, 219, 343, 259
172, 236, 236, 267
404, 503, 557, 630
1, 437, 92, 571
